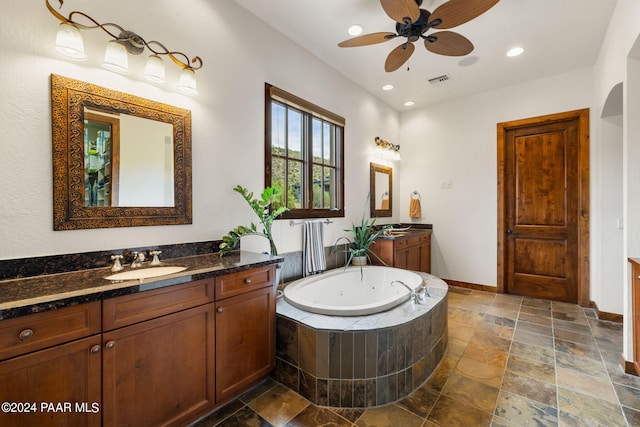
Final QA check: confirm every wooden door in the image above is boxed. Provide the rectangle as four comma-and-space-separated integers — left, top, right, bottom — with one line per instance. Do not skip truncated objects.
497, 109, 589, 304
102, 304, 215, 427
215, 286, 275, 404
0, 336, 102, 427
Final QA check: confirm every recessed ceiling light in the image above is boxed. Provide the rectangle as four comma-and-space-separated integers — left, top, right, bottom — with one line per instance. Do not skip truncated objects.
404, 101, 415, 107
348, 25, 363, 36
382, 84, 394, 91
507, 47, 524, 57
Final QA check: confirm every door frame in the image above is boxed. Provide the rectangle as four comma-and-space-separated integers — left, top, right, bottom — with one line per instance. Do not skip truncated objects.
497, 109, 590, 306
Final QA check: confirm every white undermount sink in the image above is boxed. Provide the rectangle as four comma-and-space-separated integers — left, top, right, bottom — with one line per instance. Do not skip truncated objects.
104, 266, 187, 281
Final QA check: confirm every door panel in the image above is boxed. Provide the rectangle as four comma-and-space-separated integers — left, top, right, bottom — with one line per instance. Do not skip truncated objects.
498, 109, 589, 304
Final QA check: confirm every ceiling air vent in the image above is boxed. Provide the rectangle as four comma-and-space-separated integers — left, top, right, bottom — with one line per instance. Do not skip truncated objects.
428, 74, 453, 86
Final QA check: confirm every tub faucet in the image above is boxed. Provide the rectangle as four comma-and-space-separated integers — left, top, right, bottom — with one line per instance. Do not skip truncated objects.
391, 280, 421, 304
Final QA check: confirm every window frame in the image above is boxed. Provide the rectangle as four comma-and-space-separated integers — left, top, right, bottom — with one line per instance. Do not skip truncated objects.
264, 83, 345, 219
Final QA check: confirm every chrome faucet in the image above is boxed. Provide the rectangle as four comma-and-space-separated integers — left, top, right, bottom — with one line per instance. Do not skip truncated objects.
391, 280, 422, 304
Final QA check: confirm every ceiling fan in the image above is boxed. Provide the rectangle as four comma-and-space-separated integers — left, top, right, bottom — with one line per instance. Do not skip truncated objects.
338, 0, 500, 72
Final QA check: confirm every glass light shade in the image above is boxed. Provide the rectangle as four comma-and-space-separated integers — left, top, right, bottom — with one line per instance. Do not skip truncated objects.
102, 40, 129, 74
54, 22, 87, 60
144, 55, 166, 83
176, 68, 198, 95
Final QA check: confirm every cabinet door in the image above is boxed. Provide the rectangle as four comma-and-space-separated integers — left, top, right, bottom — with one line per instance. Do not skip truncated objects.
0, 336, 102, 427
394, 248, 408, 269
406, 246, 422, 271
419, 241, 431, 274
215, 286, 275, 403
369, 239, 394, 266
102, 304, 215, 427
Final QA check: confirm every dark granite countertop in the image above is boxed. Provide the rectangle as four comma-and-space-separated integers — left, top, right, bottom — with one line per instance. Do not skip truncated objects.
375, 227, 432, 240
0, 251, 282, 320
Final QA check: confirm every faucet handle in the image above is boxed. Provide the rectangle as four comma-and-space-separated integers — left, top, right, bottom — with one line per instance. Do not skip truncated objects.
149, 250, 162, 265
110, 254, 124, 272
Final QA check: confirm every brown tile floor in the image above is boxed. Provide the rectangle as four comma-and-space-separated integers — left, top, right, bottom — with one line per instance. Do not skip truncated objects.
192, 287, 640, 427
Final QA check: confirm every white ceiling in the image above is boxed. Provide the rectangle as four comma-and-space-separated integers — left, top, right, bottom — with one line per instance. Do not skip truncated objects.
232, 0, 617, 111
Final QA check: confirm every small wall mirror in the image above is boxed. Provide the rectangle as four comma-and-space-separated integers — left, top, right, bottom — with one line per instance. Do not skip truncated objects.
51, 74, 192, 230
370, 163, 392, 218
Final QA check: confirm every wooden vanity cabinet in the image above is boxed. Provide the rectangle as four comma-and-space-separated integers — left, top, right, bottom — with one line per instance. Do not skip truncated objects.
370, 230, 432, 273
101, 278, 216, 427
0, 302, 102, 427
214, 266, 276, 404
0, 264, 277, 426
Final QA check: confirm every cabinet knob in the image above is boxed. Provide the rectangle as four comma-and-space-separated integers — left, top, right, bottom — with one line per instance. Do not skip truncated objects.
217, 307, 224, 313
105, 340, 116, 350
90, 345, 101, 354
19, 328, 33, 340
244, 278, 252, 285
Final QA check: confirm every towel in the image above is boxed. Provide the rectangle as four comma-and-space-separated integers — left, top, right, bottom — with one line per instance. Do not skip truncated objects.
409, 198, 422, 218
380, 198, 390, 210
303, 221, 326, 276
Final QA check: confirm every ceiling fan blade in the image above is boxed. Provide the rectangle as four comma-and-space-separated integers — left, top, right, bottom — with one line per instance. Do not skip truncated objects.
429, 0, 500, 29
338, 32, 397, 48
380, 0, 420, 24
424, 31, 474, 56
385, 42, 415, 72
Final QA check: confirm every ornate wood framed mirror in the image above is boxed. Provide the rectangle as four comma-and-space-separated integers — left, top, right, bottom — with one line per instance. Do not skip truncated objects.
51, 74, 192, 230
370, 162, 392, 218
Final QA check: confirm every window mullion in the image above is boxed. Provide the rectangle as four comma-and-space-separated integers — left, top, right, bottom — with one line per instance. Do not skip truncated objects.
303, 113, 312, 210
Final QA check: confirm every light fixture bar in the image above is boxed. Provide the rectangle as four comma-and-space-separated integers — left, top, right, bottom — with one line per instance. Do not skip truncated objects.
46, 0, 203, 90
374, 136, 401, 160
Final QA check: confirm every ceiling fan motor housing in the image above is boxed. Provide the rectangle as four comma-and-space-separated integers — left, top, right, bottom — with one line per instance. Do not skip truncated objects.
395, 9, 437, 42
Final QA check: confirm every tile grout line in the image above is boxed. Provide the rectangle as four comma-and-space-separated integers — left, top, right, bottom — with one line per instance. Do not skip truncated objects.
586, 308, 632, 427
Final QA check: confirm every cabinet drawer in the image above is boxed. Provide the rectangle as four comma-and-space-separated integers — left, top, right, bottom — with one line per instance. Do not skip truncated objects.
394, 239, 408, 249
215, 266, 275, 300
103, 278, 214, 330
0, 301, 101, 361
406, 235, 424, 247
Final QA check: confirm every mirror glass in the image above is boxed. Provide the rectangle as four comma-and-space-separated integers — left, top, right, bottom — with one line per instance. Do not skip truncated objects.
83, 108, 175, 207
370, 163, 392, 218
52, 74, 192, 230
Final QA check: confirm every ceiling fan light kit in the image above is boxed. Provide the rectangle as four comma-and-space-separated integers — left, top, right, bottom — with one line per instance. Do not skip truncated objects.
338, 0, 500, 72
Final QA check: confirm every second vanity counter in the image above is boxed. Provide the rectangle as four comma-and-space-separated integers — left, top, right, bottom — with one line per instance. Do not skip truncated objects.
0, 251, 282, 320
370, 227, 432, 273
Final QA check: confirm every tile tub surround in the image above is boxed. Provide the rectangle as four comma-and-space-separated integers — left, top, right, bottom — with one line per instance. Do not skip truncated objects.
273, 272, 448, 408
0, 251, 282, 320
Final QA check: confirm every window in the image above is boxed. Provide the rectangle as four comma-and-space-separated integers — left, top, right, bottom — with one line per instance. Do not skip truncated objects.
265, 83, 345, 219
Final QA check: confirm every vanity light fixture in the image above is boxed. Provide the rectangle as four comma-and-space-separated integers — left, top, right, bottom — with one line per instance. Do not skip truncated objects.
374, 136, 401, 161
46, 0, 203, 94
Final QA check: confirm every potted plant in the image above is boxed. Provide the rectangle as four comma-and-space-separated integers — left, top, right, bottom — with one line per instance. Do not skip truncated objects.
334, 211, 393, 267
218, 185, 289, 257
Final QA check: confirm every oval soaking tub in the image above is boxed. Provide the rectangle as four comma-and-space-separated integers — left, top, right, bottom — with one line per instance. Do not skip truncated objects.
283, 266, 424, 316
